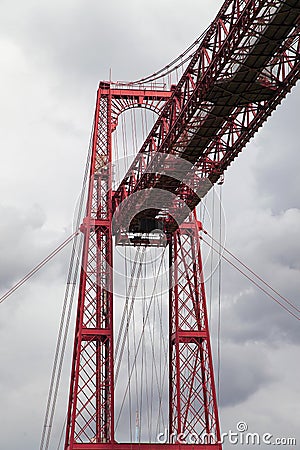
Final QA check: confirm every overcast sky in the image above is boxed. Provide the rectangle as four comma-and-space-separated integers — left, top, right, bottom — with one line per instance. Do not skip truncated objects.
0, 1, 299, 449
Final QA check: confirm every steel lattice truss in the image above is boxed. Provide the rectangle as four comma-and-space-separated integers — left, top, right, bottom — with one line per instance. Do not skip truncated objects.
64, 1, 300, 449
169, 222, 220, 443
66, 93, 114, 445
113, 0, 300, 233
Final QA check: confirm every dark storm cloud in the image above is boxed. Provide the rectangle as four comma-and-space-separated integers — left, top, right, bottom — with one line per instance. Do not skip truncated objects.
0, 203, 45, 286
214, 207, 300, 344
0, 203, 73, 293
217, 171, 300, 345
219, 342, 275, 408
221, 285, 300, 345
0, 281, 74, 450
254, 85, 300, 213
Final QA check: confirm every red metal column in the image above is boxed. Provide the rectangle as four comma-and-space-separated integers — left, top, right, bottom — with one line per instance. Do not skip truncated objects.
64, 79, 222, 449
65, 83, 114, 449
169, 217, 221, 447
64, 84, 170, 449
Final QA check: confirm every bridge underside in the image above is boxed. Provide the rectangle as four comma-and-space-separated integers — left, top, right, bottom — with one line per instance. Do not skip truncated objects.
112, 0, 300, 237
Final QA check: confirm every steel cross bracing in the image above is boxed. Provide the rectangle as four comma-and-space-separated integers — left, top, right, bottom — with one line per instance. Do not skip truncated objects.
113, 0, 300, 234
64, 92, 221, 449
64, 0, 300, 449
169, 219, 220, 444
65, 78, 222, 448
65, 87, 171, 447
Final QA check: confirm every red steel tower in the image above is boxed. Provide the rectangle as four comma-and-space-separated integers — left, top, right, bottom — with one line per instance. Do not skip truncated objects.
64, 0, 300, 448
64, 84, 221, 449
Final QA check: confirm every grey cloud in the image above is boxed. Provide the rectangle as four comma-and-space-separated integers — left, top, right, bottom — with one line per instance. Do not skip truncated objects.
254, 85, 300, 213
221, 286, 300, 345
0, 0, 222, 85
0, 203, 72, 293
217, 206, 300, 345
219, 342, 276, 408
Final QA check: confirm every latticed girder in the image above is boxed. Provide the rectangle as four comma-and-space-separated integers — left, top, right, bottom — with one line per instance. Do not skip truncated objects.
65, 83, 221, 447
169, 220, 220, 444
65, 89, 115, 448
97, 82, 171, 132
65, 86, 172, 449
113, 0, 300, 232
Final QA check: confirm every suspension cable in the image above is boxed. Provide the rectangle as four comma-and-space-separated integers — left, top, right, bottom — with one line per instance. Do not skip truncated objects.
56, 414, 67, 450
201, 236, 300, 321
40, 232, 83, 450
209, 188, 216, 324
115, 246, 167, 431
203, 228, 300, 315
115, 247, 144, 359
40, 120, 94, 450
0, 225, 82, 450
217, 186, 222, 402
115, 248, 146, 382
130, 25, 211, 85
0, 231, 79, 305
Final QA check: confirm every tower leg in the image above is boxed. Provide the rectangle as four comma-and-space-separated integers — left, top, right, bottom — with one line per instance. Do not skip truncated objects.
169, 218, 221, 447
65, 86, 114, 449
64, 85, 221, 449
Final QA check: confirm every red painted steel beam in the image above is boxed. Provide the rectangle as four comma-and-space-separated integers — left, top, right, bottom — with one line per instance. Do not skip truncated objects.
98, 82, 172, 130
65, 86, 171, 448
169, 219, 220, 442
99, 86, 172, 99
65, 87, 115, 448
112, 0, 300, 234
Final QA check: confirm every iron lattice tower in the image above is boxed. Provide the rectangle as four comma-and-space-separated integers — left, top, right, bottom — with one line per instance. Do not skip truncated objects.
64, 0, 300, 448
64, 85, 221, 449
